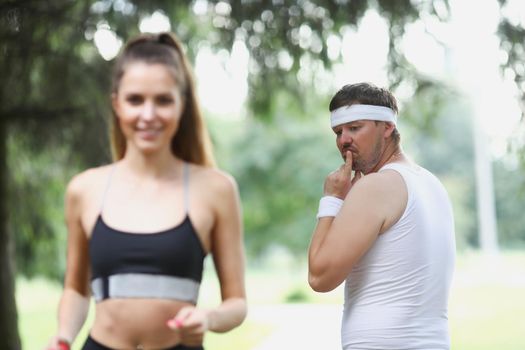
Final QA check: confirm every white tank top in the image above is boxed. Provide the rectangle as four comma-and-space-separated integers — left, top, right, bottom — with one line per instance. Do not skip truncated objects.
341, 163, 456, 350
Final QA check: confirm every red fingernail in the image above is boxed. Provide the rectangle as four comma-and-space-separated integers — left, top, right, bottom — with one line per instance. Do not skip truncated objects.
175, 319, 183, 328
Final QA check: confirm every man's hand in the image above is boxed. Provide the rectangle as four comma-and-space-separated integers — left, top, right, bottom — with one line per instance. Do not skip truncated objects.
324, 150, 362, 199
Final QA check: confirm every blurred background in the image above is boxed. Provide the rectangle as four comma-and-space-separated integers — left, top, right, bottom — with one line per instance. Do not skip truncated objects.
1, 0, 524, 349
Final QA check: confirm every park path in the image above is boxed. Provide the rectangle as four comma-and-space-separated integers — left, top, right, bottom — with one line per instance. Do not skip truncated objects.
248, 304, 343, 350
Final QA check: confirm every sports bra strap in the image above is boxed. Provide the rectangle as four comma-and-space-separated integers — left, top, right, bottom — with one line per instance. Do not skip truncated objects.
100, 164, 117, 213
183, 162, 190, 213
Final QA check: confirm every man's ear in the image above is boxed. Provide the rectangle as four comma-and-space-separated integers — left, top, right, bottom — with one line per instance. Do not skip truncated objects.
383, 122, 395, 138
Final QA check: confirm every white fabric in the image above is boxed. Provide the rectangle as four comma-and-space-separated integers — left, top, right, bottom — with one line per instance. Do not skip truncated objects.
91, 273, 200, 303
341, 163, 455, 350
330, 104, 397, 128
317, 196, 344, 219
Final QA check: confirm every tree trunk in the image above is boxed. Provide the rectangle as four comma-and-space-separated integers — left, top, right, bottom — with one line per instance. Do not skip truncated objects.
473, 115, 499, 253
0, 119, 21, 350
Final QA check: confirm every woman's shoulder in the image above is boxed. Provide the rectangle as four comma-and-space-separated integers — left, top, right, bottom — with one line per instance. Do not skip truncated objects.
66, 163, 116, 198
189, 164, 238, 194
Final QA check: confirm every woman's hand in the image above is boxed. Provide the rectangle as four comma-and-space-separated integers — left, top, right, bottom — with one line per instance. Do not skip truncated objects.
44, 336, 70, 350
166, 306, 211, 346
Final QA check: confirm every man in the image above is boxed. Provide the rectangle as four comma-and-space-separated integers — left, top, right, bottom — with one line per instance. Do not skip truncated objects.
308, 82, 456, 349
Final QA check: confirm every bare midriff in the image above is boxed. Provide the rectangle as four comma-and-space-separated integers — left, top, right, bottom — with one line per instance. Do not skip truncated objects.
90, 298, 194, 349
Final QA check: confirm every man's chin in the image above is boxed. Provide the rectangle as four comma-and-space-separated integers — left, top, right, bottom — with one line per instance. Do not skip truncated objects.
342, 154, 357, 166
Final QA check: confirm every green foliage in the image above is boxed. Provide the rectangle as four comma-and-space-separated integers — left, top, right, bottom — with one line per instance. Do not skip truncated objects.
493, 159, 525, 248
497, 8, 525, 110
223, 120, 338, 257
0, 0, 475, 278
7, 132, 79, 281
210, 90, 341, 258
401, 87, 525, 250
284, 285, 311, 303
2, 1, 525, 348
401, 88, 478, 249
188, 0, 452, 113
1, 0, 524, 278
496, 1, 525, 170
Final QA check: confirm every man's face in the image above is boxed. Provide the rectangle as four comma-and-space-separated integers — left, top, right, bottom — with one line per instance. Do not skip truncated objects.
332, 120, 386, 174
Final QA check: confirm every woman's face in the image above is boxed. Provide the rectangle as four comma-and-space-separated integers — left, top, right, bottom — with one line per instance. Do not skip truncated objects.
112, 62, 184, 156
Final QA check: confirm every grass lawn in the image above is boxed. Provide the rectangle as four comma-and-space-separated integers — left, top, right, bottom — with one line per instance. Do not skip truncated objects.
17, 251, 525, 349
16, 274, 272, 350
448, 251, 525, 350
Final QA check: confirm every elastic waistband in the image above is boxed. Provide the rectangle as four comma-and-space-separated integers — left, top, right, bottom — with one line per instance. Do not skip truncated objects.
91, 273, 200, 303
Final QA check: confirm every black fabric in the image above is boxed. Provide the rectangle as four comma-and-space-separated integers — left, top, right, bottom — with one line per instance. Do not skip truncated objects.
102, 275, 109, 299
89, 214, 206, 284
82, 335, 204, 350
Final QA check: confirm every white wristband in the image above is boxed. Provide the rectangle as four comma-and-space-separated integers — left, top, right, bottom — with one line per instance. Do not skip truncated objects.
316, 196, 344, 219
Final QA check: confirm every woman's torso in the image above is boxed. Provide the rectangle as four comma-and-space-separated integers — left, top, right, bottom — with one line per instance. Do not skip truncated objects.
79, 161, 216, 349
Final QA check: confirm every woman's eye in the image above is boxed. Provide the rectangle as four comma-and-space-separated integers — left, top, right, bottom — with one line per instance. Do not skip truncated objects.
126, 95, 143, 104
157, 96, 174, 105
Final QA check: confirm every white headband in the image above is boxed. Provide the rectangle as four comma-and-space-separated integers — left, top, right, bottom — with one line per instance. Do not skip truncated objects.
330, 104, 397, 128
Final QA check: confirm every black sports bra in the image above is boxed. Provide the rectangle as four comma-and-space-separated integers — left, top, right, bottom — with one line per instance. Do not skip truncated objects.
88, 163, 206, 303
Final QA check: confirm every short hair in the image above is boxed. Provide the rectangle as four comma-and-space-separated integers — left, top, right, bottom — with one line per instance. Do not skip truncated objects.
329, 82, 400, 144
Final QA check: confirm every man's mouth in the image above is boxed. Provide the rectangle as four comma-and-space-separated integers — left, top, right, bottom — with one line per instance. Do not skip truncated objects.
342, 147, 356, 155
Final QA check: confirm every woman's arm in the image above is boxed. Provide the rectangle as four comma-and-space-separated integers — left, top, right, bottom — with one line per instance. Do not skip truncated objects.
168, 171, 246, 343
207, 172, 247, 331
49, 175, 92, 347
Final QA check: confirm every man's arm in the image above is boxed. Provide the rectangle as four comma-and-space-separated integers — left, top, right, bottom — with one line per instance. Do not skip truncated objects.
308, 154, 406, 292
308, 176, 385, 292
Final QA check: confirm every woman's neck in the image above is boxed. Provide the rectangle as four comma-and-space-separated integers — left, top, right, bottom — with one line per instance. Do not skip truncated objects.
120, 146, 180, 179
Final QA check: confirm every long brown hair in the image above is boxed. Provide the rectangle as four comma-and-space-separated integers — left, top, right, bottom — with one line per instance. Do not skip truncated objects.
110, 32, 215, 166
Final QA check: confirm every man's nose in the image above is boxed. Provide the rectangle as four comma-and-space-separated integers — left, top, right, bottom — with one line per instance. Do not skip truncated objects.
340, 128, 353, 144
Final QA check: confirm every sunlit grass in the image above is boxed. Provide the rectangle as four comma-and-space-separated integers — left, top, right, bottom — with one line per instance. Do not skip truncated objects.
449, 251, 525, 350
17, 251, 525, 350
17, 271, 273, 350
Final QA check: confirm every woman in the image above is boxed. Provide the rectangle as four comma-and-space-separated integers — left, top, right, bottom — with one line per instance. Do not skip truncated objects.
46, 32, 246, 350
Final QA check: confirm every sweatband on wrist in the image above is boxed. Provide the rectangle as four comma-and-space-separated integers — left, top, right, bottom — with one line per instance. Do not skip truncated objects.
317, 196, 344, 219
330, 104, 397, 128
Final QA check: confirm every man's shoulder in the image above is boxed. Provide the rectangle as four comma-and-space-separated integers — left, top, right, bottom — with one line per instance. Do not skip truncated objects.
357, 169, 406, 192
349, 169, 408, 217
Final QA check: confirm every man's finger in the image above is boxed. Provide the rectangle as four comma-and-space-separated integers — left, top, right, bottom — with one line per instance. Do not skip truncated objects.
343, 150, 353, 175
